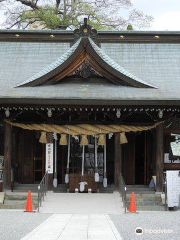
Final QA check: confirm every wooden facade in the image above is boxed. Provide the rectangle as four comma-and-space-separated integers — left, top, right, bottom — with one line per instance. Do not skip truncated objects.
0, 114, 179, 192
0, 20, 180, 193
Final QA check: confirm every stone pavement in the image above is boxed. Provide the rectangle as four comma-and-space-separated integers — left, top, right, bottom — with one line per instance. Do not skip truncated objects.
21, 214, 122, 240
110, 211, 180, 240
0, 210, 52, 240
39, 192, 124, 214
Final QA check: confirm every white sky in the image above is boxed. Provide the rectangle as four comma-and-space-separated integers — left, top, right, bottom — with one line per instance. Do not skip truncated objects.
0, 0, 180, 30
132, 0, 180, 30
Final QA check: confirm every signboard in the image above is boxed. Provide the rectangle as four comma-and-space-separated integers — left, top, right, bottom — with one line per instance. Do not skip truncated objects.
170, 142, 180, 156
167, 170, 180, 207
46, 143, 53, 174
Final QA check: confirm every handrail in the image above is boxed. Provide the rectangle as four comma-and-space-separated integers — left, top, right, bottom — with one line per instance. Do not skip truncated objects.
37, 171, 49, 212
119, 173, 127, 213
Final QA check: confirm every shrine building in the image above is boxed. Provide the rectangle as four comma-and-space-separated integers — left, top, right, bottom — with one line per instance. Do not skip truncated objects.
0, 19, 180, 196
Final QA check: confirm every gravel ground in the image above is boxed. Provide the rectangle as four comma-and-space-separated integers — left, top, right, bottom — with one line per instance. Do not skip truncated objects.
110, 211, 180, 240
0, 210, 52, 240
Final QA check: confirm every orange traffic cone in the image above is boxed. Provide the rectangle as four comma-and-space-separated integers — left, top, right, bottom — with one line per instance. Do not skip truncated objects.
129, 192, 137, 213
25, 191, 34, 212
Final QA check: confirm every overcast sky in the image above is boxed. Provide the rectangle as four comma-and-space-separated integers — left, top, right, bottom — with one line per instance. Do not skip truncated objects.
132, 0, 180, 30
0, 0, 180, 30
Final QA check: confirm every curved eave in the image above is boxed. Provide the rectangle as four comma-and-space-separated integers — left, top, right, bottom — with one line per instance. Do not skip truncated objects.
15, 37, 157, 89
15, 38, 82, 87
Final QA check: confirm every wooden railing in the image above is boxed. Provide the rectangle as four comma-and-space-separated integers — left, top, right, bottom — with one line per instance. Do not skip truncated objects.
119, 173, 127, 213
37, 171, 49, 212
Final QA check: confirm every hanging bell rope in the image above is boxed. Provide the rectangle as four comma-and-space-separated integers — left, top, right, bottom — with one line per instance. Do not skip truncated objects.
98, 134, 106, 146
53, 133, 58, 188
39, 132, 47, 144
103, 145, 107, 188
94, 136, 100, 182
120, 132, 128, 144
65, 135, 71, 184
80, 135, 89, 146
59, 134, 68, 145
79, 145, 87, 192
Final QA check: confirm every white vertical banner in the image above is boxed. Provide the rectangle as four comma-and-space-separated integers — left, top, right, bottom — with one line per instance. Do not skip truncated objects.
167, 170, 180, 207
46, 143, 53, 174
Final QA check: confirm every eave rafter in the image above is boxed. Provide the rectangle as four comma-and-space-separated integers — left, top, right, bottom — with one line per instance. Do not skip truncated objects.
16, 20, 157, 89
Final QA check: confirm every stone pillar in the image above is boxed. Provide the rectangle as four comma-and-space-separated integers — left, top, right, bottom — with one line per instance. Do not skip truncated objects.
4, 122, 12, 190
114, 133, 122, 190
156, 123, 164, 192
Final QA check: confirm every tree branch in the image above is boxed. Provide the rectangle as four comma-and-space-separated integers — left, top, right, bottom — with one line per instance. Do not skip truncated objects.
16, 0, 39, 10
56, 0, 61, 8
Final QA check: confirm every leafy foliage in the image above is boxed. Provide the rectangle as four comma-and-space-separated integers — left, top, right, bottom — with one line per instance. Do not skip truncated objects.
0, 0, 153, 30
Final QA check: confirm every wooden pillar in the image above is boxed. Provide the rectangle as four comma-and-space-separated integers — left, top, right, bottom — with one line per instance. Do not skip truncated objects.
46, 133, 53, 190
156, 123, 164, 192
4, 122, 12, 190
114, 133, 122, 190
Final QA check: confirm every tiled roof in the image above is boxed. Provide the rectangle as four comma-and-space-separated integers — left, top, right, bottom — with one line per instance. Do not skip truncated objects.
0, 32, 180, 103
16, 38, 81, 87
16, 37, 155, 88
89, 38, 155, 88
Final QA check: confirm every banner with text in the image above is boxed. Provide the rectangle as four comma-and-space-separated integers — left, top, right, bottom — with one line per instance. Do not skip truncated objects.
46, 143, 53, 174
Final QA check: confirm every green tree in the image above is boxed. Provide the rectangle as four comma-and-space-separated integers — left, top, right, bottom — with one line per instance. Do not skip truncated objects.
0, 0, 153, 30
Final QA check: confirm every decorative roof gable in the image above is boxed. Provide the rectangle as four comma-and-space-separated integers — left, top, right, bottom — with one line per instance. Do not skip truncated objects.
16, 19, 156, 89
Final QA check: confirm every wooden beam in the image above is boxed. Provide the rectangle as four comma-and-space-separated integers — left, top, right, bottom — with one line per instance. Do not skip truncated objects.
114, 133, 122, 189
156, 123, 164, 192
3, 122, 12, 190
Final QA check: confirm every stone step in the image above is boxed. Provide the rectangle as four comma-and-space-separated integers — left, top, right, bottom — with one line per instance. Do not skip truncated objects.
126, 195, 162, 199
14, 183, 39, 192
0, 202, 38, 209
126, 191, 155, 194
126, 201, 163, 206
5, 192, 38, 200
135, 206, 165, 211
126, 185, 149, 188
13, 189, 38, 193
4, 199, 38, 205
126, 193, 158, 197
15, 184, 39, 187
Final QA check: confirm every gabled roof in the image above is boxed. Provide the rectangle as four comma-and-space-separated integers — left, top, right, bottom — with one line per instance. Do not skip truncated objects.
1, 21, 180, 105
16, 20, 156, 88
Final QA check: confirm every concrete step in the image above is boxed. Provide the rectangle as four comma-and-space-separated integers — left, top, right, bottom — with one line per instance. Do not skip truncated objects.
13, 184, 39, 192
125, 190, 164, 211
126, 185, 149, 188
126, 201, 163, 206
13, 189, 38, 193
0, 192, 38, 210
126, 185, 155, 194
5, 193, 38, 201
99, 187, 115, 193
127, 191, 155, 194
126, 194, 161, 198
15, 184, 39, 187
136, 206, 166, 211
4, 199, 38, 205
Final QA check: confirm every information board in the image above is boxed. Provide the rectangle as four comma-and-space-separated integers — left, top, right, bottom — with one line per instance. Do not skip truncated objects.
46, 143, 53, 174
167, 170, 180, 207
170, 142, 180, 156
